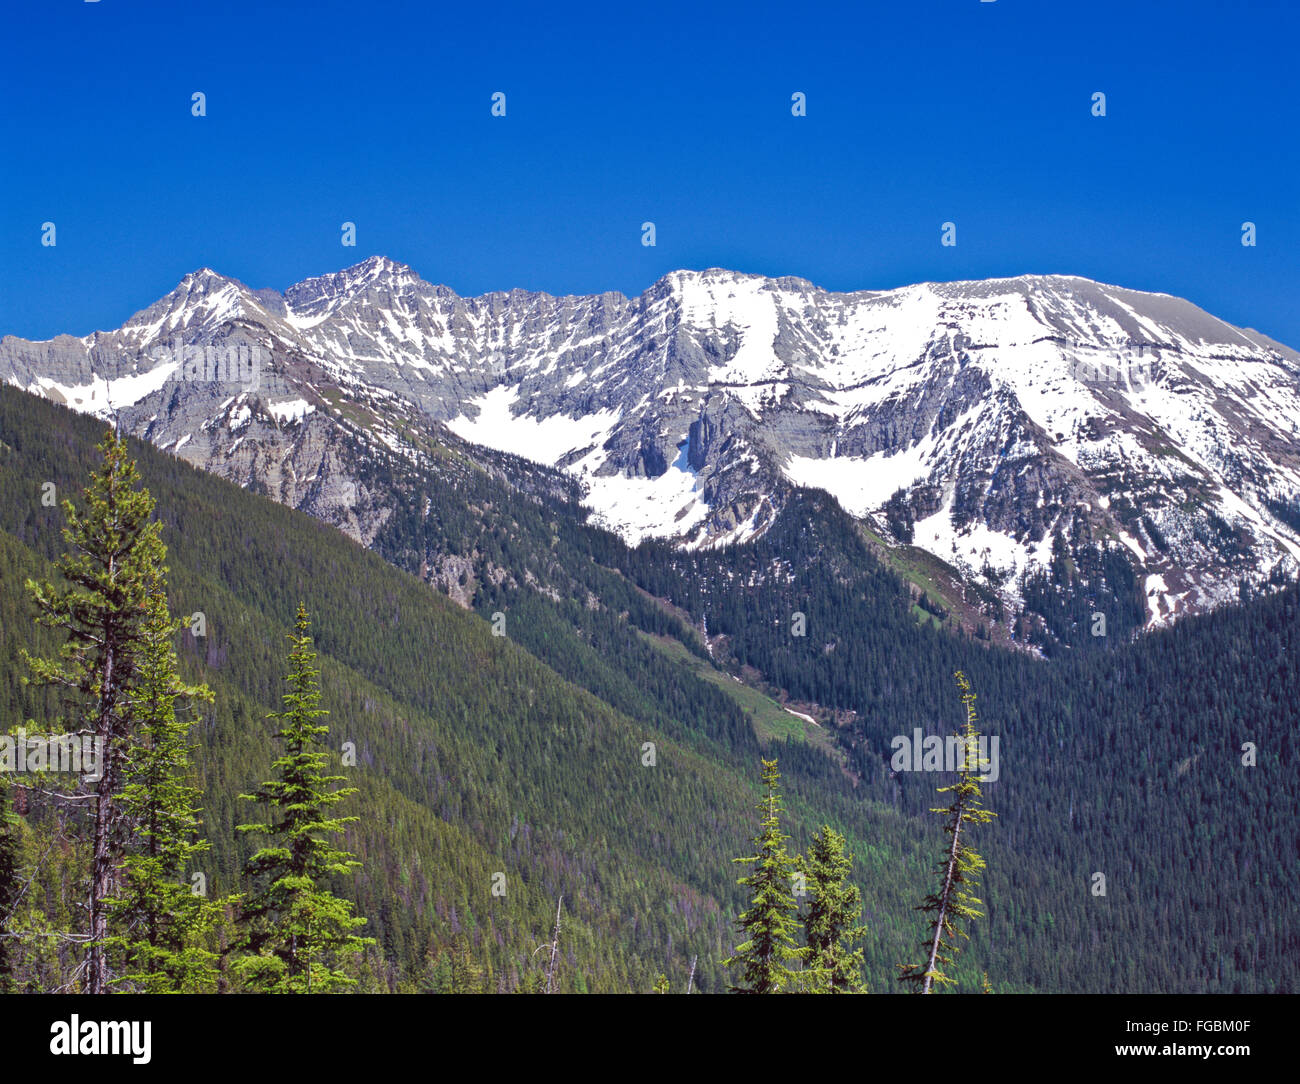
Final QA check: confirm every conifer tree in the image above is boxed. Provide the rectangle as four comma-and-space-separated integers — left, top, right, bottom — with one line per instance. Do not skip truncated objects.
23, 430, 166, 994
424, 934, 483, 993
801, 825, 868, 992
898, 671, 997, 993
234, 604, 373, 992
724, 758, 805, 993
105, 587, 220, 992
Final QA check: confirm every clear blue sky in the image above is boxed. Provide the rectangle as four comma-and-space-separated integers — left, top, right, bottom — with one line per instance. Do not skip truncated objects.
3, 1, 1299, 345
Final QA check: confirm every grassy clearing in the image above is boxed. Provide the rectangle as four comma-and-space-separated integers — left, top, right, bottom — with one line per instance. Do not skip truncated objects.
635, 629, 844, 754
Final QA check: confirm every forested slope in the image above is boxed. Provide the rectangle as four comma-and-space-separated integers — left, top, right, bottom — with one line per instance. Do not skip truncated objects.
1, 383, 1295, 992
615, 502, 1300, 992
0, 385, 902, 992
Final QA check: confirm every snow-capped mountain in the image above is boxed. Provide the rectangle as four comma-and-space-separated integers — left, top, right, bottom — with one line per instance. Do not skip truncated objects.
5, 256, 1300, 626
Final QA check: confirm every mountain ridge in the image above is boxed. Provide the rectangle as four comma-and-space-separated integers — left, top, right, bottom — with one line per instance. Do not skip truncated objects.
5, 258, 1300, 635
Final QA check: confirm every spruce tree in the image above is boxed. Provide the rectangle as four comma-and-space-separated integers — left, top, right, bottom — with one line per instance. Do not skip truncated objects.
23, 430, 166, 994
801, 825, 868, 992
898, 671, 997, 993
234, 604, 373, 992
424, 934, 483, 993
724, 758, 805, 993
105, 587, 220, 992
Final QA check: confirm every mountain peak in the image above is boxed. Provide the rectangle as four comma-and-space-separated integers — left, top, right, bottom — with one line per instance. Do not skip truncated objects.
283, 255, 419, 320
177, 267, 243, 292
655, 267, 795, 295
345, 254, 414, 278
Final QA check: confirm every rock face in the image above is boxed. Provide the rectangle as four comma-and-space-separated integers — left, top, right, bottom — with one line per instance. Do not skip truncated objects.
5, 256, 1300, 624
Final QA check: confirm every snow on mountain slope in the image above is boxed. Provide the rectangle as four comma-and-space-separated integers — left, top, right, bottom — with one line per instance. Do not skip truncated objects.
4, 257, 1300, 626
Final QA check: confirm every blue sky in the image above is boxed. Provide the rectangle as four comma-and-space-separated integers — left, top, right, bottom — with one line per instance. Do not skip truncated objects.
3, 0, 1299, 345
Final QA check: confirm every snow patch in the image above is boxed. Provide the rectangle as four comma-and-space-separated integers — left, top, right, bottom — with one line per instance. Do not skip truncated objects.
582, 438, 709, 546
32, 361, 179, 415
446, 384, 620, 463
268, 398, 315, 425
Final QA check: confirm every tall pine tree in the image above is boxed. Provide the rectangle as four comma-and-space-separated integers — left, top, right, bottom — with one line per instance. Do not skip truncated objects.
106, 587, 221, 992
898, 671, 997, 993
724, 758, 805, 993
801, 825, 868, 992
23, 430, 167, 994
234, 603, 373, 992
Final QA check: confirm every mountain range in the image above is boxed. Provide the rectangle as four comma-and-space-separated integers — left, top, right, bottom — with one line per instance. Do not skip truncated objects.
6, 257, 1300, 635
